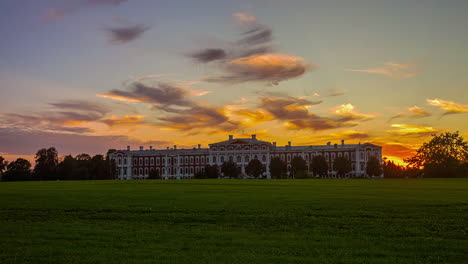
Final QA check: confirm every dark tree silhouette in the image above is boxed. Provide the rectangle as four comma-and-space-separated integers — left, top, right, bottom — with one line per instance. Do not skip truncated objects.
382, 159, 404, 178
405, 131, 468, 178
2, 158, 32, 181
205, 165, 220, 179
57, 155, 78, 180
245, 159, 265, 178
269, 157, 287, 179
34, 147, 59, 180
221, 160, 239, 178
311, 155, 328, 178
290, 156, 308, 179
0, 156, 6, 176
366, 156, 383, 177
148, 168, 160, 179
333, 156, 352, 178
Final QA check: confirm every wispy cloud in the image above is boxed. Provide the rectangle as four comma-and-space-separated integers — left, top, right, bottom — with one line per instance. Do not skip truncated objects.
0, 100, 110, 134
99, 81, 238, 133
408, 106, 431, 118
427, 98, 468, 115
347, 62, 419, 79
43, 0, 128, 22
188, 13, 314, 85
233, 12, 256, 23
105, 23, 150, 44
101, 115, 146, 127
387, 124, 439, 136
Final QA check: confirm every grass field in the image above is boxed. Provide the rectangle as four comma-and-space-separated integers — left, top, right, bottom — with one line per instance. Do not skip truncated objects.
0, 179, 467, 264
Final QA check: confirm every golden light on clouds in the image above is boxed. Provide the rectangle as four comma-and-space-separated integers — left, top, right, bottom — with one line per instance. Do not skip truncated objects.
388, 124, 439, 135
427, 98, 468, 114
96, 93, 141, 103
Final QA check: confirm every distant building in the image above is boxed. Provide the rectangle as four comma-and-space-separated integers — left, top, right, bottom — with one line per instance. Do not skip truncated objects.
109, 135, 382, 179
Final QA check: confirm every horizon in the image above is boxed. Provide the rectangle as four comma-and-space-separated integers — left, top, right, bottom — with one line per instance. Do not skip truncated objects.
1, 0, 468, 166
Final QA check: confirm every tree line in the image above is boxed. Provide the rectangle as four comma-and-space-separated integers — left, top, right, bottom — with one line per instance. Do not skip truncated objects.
0, 148, 116, 182
0, 132, 466, 181
192, 154, 383, 179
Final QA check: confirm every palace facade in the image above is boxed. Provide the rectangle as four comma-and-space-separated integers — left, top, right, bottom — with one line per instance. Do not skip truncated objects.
110, 135, 382, 179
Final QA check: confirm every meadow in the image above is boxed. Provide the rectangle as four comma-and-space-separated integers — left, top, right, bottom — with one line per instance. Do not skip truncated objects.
0, 179, 467, 264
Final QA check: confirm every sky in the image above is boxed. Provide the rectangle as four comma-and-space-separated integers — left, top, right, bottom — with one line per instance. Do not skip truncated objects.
1, 0, 467, 165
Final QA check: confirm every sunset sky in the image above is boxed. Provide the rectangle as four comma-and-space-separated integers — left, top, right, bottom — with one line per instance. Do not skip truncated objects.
1, 0, 467, 164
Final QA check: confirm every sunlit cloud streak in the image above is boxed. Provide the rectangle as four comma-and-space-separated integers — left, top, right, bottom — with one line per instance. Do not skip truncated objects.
332, 104, 375, 123
347, 62, 419, 79
408, 106, 431, 118
387, 124, 440, 136
101, 115, 146, 127
427, 98, 468, 115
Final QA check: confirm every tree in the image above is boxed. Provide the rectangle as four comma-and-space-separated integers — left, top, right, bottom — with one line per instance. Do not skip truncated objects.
333, 156, 352, 178
148, 168, 160, 179
205, 165, 220, 179
311, 155, 328, 178
57, 155, 77, 180
245, 159, 266, 178
0, 156, 6, 176
382, 159, 403, 178
366, 156, 383, 177
405, 131, 468, 178
290, 156, 308, 179
34, 147, 59, 180
221, 160, 239, 178
269, 157, 287, 179
2, 158, 32, 181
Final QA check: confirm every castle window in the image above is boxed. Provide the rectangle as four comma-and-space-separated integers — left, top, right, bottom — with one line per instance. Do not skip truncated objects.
196, 156, 199, 164
237, 155, 242, 163
150, 158, 154, 165
262, 155, 266, 162
221, 156, 225, 163
145, 158, 149, 166
212, 156, 217, 163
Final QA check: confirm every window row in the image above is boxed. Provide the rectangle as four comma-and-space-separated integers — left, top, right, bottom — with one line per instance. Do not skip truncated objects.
132, 166, 204, 176
132, 156, 208, 166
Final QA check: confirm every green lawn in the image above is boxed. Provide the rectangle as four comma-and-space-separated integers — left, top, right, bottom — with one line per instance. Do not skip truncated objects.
0, 179, 467, 264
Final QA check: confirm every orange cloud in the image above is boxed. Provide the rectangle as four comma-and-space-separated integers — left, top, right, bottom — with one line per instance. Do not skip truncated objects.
387, 124, 439, 136
408, 106, 431, 118
332, 103, 375, 123
96, 93, 141, 103
206, 54, 313, 85
427, 98, 468, 114
101, 115, 145, 127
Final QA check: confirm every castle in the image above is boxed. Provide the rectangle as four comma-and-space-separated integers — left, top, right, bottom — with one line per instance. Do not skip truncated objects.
110, 135, 382, 179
